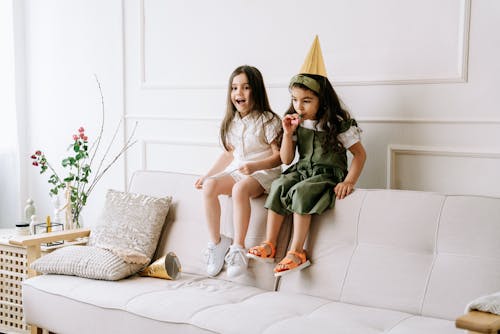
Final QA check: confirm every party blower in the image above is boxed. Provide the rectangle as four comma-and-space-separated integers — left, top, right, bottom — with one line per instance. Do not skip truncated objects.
139, 252, 182, 280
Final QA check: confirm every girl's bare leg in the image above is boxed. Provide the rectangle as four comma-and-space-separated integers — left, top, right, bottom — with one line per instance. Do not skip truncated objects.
266, 210, 286, 246
202, 175, 235, 244
232, 177, 265, 248
289, 213, 311, 252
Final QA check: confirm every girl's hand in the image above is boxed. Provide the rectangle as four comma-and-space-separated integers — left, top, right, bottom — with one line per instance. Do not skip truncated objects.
238, 162, 257, 175
282, 114, 301, 135
194, 176, 206, 189
334, 181, 355, 199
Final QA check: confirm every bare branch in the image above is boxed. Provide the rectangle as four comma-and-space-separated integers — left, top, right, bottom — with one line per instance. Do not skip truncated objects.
88, 74, 105, 166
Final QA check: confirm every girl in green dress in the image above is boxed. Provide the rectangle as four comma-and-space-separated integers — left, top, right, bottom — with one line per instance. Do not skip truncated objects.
247, 73, 367, 276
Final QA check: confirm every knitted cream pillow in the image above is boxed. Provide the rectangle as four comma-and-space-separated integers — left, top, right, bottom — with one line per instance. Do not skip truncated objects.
31, 245, 143, 280
90, 189, 172, 265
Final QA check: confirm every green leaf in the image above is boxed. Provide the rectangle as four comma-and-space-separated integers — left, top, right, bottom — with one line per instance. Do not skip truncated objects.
64, 175, 75, 182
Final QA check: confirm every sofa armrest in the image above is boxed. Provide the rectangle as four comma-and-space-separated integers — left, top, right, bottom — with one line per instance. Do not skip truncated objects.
9, 228, 91, 277
456, 310, 500, 333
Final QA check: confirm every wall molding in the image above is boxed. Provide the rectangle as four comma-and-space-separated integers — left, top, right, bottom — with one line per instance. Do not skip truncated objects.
137, 0, 471, 89
125, 114, 500, 125
356, 117, 500, 125
126, 115, 220, 122
386, 144, 500, 189
140, 139, 219, 170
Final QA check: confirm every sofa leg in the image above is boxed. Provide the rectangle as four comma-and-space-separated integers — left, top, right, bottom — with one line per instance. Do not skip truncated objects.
29, 325, 49, 334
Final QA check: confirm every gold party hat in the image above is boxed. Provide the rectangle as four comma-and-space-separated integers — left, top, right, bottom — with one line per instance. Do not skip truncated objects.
299, 35, 328, 77
139, 252, 182, 280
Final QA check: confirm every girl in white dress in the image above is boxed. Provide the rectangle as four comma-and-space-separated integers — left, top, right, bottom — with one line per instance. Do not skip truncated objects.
195, 65, 282, 277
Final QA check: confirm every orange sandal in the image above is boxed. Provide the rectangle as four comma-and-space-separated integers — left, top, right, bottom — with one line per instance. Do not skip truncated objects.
273, 250, 311, 277
246, 241, 276, 263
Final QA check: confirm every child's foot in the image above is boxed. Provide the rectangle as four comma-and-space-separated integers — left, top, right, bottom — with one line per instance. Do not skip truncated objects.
246, 241, 276, 263
224, 245, 248, 278
274, 250, 310, 277
205, 235, 231, 277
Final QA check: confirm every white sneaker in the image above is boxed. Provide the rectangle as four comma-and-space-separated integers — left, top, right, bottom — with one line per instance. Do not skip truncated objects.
224, 245, 248, 278
205, 235, 231, 277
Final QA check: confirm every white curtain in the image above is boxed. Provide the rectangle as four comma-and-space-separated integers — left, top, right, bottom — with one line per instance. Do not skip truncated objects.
0, 0, 21, 228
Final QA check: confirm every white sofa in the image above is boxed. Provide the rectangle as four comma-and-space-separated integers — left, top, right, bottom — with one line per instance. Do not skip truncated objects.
19, 170, 500, 333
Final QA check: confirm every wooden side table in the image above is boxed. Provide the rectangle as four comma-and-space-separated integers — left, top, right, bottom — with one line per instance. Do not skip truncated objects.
0, 229, 30, 334
0, 228, 90, 334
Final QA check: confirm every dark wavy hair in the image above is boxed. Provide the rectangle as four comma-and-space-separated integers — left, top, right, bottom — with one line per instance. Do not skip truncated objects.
220, 65, 281, 151
286, 74, 351, 151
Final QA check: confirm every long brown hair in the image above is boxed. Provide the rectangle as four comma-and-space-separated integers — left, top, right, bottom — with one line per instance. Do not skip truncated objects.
220, 65, 280, 151
286, 74, 351, 151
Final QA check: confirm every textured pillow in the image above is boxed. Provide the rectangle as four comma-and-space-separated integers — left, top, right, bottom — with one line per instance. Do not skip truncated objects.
90, 189, 172, 265
31, 245, 144, 280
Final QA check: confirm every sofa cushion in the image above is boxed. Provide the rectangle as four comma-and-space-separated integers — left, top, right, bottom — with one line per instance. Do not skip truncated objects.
128, 170, 288, 291
23, 274, 266, 332
190, 292, 459, 334
421, 195, 500, 319
279, 189, 446, 315
23, 270, 461, 334
217, 194, 292, 289
279, 190, 500, 321
89, 189, 172, 265
30, 245, 143, 280
128, 171, 213, 276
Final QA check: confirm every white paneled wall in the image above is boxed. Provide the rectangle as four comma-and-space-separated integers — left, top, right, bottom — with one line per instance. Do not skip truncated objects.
21, 0, 500, 227
388, 145, 500, 197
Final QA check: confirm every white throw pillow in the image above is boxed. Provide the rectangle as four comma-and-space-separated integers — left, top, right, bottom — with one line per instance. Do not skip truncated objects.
31, 245, 144, 280
90, 189, 172, 265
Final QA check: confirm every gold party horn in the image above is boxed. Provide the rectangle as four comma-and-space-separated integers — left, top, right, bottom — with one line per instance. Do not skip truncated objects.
139, 252, 181, 280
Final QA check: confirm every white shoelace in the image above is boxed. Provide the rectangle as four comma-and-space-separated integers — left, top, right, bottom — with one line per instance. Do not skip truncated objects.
224, 248, 246, 266
204, 247, 216, 264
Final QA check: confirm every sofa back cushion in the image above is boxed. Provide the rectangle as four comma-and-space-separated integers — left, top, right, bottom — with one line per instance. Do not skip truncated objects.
421, 195, 500, 319
218, 195, 291, 289
129, 171, 207, 275
128, 170, 290, 291
278, 189, 500, 320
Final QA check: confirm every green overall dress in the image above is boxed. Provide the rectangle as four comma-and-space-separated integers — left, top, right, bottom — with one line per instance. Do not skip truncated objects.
264, 119, 356, 216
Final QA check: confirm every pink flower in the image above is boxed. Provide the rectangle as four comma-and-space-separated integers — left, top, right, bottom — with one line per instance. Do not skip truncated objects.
78, 127, 85, 133
32, 162, 38, 166
83, 136, 88, 141
35, 150, 42, 156
80, 133, 85, 139
31, 154, 36, 159
73, 134, 78, 141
